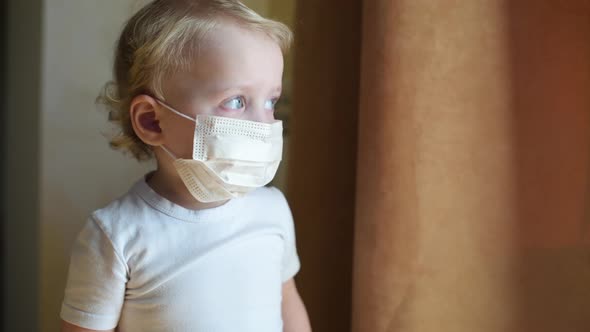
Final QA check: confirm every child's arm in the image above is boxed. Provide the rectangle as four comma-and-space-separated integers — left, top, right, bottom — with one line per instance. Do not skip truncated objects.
282, 278, 312, 332
61, 320, 114, 332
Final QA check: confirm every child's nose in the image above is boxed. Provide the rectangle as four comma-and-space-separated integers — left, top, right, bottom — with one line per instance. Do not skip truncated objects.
246, 103, 274, 124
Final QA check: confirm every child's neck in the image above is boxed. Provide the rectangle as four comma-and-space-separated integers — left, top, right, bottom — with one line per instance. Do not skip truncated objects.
146, 169, 230, 211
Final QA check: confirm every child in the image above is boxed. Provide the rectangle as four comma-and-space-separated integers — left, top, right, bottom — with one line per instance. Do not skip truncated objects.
60, 1, 311, 331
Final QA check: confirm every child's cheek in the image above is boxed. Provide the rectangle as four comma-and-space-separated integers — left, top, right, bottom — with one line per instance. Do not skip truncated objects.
167, 120, 196, 159
180, 128, 196, 158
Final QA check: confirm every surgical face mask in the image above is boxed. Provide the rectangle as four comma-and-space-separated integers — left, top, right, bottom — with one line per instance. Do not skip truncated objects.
156, 100, 283, 203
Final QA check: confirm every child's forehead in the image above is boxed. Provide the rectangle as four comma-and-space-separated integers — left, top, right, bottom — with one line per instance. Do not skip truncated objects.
201, 20, 281, 52
159, 20, 284, 98
187, 25, 283, 72
163, 38, 283, 98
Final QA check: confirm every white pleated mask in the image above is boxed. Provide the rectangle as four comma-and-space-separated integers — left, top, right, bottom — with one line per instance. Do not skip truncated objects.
157, 100, 283, 203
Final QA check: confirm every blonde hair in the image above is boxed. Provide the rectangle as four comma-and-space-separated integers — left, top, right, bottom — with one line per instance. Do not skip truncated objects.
99, 0, 293, 161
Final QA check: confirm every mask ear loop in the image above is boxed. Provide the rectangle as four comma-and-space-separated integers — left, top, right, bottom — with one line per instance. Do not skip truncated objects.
155, 99, 196, 122
159, 145, 178, 160
154, 99, 198, 161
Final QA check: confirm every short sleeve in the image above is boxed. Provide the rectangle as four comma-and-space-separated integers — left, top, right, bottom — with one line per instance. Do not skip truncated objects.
273, 188, 301, 282
60, 217, 128, 330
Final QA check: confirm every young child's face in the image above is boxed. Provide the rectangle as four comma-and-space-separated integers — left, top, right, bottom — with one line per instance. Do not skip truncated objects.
157, 20, 284, 160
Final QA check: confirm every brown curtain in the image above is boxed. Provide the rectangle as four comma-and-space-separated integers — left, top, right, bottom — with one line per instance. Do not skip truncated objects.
288, 1, 590, 331
287, 1, 361, 332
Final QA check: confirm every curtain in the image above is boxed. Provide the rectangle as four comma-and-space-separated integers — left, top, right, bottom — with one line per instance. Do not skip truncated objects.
288, 1, 590, 331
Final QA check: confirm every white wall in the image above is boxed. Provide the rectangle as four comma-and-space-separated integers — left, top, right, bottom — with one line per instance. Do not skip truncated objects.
40, 1, 154, 330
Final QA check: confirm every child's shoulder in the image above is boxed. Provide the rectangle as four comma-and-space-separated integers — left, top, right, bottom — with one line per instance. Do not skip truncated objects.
249, 185, 289, 205
246, 186, 293, 219
88, 179, 151, 235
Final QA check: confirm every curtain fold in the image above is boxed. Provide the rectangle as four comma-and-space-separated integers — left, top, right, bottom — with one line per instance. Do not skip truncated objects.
287, 1, 361, 331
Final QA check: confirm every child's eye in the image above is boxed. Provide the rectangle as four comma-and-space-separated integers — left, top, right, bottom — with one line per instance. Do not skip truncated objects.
264, 98, 279, 111
222, 96, 246, 110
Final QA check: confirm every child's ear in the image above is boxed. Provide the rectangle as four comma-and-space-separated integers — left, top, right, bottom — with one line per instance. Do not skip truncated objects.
129, 94, 163, 146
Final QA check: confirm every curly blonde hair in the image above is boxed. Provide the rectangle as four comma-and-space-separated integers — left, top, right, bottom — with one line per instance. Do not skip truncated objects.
98, 0, 293, 161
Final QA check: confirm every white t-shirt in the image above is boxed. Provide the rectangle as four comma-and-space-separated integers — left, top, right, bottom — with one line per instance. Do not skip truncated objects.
60, 175, 301, 332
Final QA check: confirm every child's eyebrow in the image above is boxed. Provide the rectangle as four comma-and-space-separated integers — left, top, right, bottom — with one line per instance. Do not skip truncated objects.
272, 86, 283, 95
209, 84, 283, 95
